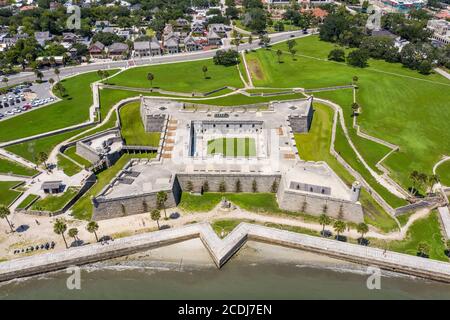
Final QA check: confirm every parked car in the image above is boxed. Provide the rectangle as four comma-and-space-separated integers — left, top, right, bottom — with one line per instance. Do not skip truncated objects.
23, 104, 32, 110
0, 113, 4, 118
4, 110, 14, 116
12, 108, 21, 114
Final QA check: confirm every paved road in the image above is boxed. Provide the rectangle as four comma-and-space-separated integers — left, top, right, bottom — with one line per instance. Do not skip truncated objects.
2, 30, 312, 87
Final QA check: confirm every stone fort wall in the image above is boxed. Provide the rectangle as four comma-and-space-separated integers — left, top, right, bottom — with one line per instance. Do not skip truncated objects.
92, 179, 182, 221
277, 177, 364, 223
288, 106, 314, 133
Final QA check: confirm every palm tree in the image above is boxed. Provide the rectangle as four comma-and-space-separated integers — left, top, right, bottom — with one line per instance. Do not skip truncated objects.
151, 209, 161, 229
2, 76, 8, 87
86, 221, 100, 242
352, 75, 358, 85
276, 49, 283, 63
248, 34, 253, 44
97, 69, 104, 80
53, 218, 68, 249
351, 102, 360, 116
37, 151, 48, 168
333, 220, 346, 240
34, 70, 43, 82
356, 222, 369, 242
156, 191, 168, 219
48, 78, 55, 86
289, 48, 297, 60
202, 65, 208, 79
417, 241, 430, 258
409, 170, 420, 196
287, 39, 296, 52
54, 83, 66, 96
54, 67, 60, 82
428, 174, 440, 195
68, 228, 79, 245
147, 72, 154, 88
102, 70, 110, 84
318, 214, 331, 237
0, 205, 14, 233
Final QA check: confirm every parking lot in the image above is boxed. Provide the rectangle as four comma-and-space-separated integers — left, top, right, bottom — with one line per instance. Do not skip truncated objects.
0, 81, 56, 121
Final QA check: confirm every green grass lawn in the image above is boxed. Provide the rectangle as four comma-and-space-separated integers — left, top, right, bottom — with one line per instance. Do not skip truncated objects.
207, 138, 256, 157
119, 101, 160, 146
108, 59, 244, 93
0, 70, 117, 142
245, 35, 450, 192
57, 154, 82, 176
16, 194, 39, 210
0, 156, 38, 177
294, 103, 398, 232
436, 161, 450, 187
0, 181, 22, 207
70, 153, 156, 220
5, 127, 92, 163
64, 146, 92, 168
31, 187, 79, 212
370, 211, 447, 261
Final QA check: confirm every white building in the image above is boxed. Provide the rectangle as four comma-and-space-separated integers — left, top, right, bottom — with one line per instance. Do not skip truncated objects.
427, 19, 450, 45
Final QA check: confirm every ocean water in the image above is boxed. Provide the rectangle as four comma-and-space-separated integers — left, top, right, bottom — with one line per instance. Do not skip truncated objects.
1, 242, 450, 300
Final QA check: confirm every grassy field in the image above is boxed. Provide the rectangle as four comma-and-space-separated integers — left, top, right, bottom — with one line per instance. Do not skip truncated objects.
294, 103, 398, 232
207, 138, 256, 157
370, 211, 447, 261
0, 181, 22, 207
119, 101, 160, 146
0, 156, 38, 176
108, 59, 244, 93
64, 146, 91, 168
0, 70, 117, 142
16, 194, 39, 210
70, 153, 156, 220
5, 127, 91, 163
436, 161, 450, 187
57, 154, 82, 176
245, 35, 450, 192
31, 187, 79, 212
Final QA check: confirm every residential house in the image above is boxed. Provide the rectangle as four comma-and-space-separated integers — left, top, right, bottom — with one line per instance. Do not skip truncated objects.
191, 21, 205, 34
184, 36, 202, 51
149, 37, 162, 56
34, 31, 53, 46
164, 36, 179, 54
208, 24, 229, 37
108, 42, 129, 59
175, 18, 190, 32
133, 41, 150, 57
207, 30, 222, 46
62, 32, 79, 43
117, 29, 132, 40
89, 41, 105, 59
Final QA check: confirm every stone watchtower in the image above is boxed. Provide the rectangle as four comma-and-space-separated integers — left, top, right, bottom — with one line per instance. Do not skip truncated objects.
351, 181, 362, 202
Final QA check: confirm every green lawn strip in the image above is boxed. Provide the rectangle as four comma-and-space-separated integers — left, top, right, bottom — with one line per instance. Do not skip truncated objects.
179, 192, 223, 212
108, 59, 244, 93
71, 113, 118, 142
294, 103, 398, 232
181, 92, 304, 106
5, 126, 92, 163
246, 35, 450, 193
314, 89, 391, 172
334, 121, 407, 209
63, 146, 92, 168
211, 219, 249, 238
70, 153, 156, 220
207, 138, 255, 157
57, 154, 82, 177
16, 194, 39, 210
0, 70, 118, 142
0, 181, 22, 207
238, 61, 249, 86
0, 156, 38, 177
244, 88, 295, 94
436, 161, 450, 187
119, 101, 160, 146
370, 211, 448, 261
31, 187, 79, 212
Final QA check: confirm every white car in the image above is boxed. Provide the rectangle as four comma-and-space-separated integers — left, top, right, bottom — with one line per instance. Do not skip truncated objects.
4, 110, 14, 116
12, 108, 21, 114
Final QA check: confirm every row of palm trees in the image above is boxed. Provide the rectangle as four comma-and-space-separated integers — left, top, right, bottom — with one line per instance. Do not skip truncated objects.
409, 170, 439, 196
318, 213, 369, 242
53, 219, 100, 249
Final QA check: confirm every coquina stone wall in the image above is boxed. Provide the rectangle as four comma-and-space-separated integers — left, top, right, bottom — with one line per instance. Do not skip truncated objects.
76, 141, 101, 164
288, 106, 314, 133
277, 178, 364, 223
176, 173, 282, 193
92, 179, 181, 221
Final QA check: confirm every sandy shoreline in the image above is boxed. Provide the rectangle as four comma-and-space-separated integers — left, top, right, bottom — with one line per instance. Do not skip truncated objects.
97, 238, 362, 272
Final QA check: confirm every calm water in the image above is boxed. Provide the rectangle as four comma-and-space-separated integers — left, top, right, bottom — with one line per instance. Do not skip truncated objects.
1, 243, 450, 300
